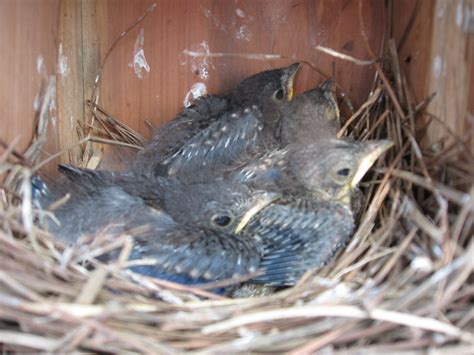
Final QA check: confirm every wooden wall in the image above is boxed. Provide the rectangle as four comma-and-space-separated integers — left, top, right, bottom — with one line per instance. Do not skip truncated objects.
393, 0, 474, 147
94, 0, 384, 132
81, 0, 385, 167
0, 0, 60, 164
0, 0, 472, 173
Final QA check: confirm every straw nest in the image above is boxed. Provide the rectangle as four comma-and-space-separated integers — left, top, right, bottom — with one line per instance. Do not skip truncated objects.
1, 25, 473, 355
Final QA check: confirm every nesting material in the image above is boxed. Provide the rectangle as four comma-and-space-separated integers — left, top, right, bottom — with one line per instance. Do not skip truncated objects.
1, 46, 473, 354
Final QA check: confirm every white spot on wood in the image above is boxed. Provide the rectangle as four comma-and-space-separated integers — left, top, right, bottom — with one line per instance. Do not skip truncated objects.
188, 41, 212, 80
183, 82, 207, 107
236, 8, 246, 18
236, 25, 251, 41
456, 1, 463, 27
37, 54, 45, 75
433, 56, 443, 78
201, 6, 227, 32
57, 43, 70, 77
129, 28, 150, 79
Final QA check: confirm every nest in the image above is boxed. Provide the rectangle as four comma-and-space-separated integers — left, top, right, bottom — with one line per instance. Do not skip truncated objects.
1, 15, 473, 355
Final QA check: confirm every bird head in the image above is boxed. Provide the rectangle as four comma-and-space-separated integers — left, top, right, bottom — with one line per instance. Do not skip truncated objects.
205, 187, 281, 235
174, 182, 280, 234
317, 79, 340, 124
291, 139, 393, 204
233, 190, 281, 234
281, 79, 340, 145
277, 62, 301, 102
230, 62, 301, 112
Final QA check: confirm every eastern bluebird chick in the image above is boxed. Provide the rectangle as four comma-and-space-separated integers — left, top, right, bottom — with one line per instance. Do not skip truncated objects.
133, 63, 301, 177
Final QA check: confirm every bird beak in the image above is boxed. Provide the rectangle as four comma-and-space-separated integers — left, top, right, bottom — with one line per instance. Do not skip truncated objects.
285, 62, 301, 101
350, 140, 393, 187
235, 192, 281, 234
319, 79, 340, 122
319, 79, 334, 92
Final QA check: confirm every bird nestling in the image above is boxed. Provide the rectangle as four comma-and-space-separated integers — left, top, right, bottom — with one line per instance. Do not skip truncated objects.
133, 63, 301, 177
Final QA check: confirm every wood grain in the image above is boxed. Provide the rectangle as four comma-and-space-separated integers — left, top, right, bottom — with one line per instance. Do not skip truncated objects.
424, 0, 473, 145
392, 0, 435, 106
81, 0, 104, 166
57, 0, 84, 165
95, 0, 385, 139
0, 0, 60, 167
393, 0, 474, 148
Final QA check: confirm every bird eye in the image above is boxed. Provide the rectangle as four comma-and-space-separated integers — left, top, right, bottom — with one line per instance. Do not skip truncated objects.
212, 214, 232, 227
273, 88, 285, 100
337, 168, 351, 177
331, 165, 353, 185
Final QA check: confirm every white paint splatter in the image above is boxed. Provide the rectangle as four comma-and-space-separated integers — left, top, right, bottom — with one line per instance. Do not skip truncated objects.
456, 1, 463, 27
57, 43, 70, 77
70, 115, 74, 128
37, 54, 45, 75
433, 56, 443, 78
183, 82, 207, 107
201, 6, 227, 32
129, 28, 150, 79
236, 25, 251, 41
236, 8, 246, 18
189, 41, 213, 80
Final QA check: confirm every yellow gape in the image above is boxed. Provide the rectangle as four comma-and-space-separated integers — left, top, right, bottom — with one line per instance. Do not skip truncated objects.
286, 63, 300, 101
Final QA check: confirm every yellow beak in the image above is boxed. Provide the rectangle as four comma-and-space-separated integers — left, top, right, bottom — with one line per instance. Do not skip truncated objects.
350, 140, 394, 187
286, 62, 301, 101
235, 192, 281, 234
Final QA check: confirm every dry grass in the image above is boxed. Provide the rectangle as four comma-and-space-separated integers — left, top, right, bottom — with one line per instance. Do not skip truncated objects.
0, 9, 473, 354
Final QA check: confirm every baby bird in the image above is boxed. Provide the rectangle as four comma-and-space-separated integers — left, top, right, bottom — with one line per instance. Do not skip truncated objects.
244, 196, 354, 286
233, 139, 393, 204
36, 172, 280, 285
227, 139, 392, 286
279, 79, 340, 146
50, 139, 391, 286
158, 79, 341, 184
133, 63, 301, 177
42, 167, 348, 287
